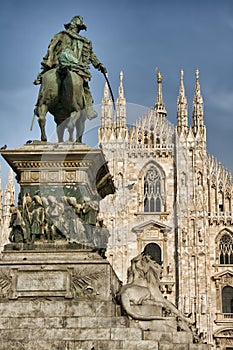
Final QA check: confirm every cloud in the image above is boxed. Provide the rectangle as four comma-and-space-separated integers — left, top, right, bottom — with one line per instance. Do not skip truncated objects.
206, 89, 233, 114
225, 13, 233, 31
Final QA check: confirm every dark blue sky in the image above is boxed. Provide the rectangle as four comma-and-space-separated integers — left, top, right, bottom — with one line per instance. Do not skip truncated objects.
0, 0, 233, 188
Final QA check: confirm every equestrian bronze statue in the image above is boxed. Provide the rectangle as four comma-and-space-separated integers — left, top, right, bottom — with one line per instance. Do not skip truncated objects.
32, 16, 107, 142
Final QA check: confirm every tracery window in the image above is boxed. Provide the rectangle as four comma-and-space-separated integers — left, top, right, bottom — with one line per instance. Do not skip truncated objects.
222, 286, 233, 313
144, 167, 163, 212
219, 233, 233, 265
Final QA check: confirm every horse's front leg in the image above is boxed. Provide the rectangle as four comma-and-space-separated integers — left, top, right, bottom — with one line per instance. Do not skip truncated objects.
36, 104, 48, 142
56, 123, 65, 143
67, 118, 74, 142
67, 111, 80, 142
75, 111, 86, 143
68, 130, 74, 142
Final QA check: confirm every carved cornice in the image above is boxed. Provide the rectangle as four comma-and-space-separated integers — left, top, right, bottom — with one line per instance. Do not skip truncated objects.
1, 145, 108, 174
132, 218, 172, 234
128, 147, 173, 159
1, 145, 115, 198
14, 161, 93, 169
212, 270, 233, 286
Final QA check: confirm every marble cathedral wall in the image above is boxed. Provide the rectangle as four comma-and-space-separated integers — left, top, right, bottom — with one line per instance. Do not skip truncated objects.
98, 70, 233, 347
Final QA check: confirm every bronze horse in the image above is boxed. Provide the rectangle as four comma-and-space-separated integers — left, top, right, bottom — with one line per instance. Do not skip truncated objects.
34, 67, 86, 142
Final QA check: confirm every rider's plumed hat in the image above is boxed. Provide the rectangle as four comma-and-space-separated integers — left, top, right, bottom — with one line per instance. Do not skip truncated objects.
64, 16, 87, 31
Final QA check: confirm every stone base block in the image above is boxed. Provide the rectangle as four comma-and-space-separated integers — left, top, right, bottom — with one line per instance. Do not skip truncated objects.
158, 344, 186, 350
189, 345, 212, 350
0, 316, 129, 330
130, 317, 177, 332
0, 339, 159, 350
130, 303, 162, 317
0, 248, 211, 350
123, 340, 159, 350
173, 331, 193, 344
0, 248, 121, 304
0, 300, 120, 318
143, 330, 192, 345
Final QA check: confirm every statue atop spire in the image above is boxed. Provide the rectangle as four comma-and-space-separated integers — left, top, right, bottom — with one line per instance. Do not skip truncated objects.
157, 70, 162, 82
155, 68, 167, 116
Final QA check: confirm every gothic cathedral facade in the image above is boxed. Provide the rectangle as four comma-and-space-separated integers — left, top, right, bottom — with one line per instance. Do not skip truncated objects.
99, 70, 233, 348
0, 69, 232, 348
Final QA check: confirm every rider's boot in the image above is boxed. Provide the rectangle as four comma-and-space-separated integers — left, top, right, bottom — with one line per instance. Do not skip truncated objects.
39, 118, 47, 142
86, 106, 98, 120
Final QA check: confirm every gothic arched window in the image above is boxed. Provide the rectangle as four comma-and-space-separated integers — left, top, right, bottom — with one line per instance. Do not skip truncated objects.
219, 233, 233, 265
143, 243, 162, 265
144, 167, 163, 212
222, 286, 233, 313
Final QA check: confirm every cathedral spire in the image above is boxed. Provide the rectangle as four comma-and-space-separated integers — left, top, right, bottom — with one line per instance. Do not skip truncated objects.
115, 71, 127, 135
0, 169, 15, 249
103, 79, 109, 102
155, 69, 167, 116
3, 169, 15, 219
100, 73, 113, 129
118, 71, 125, 101
192, 69, 204, 136
177, 70, 188, 135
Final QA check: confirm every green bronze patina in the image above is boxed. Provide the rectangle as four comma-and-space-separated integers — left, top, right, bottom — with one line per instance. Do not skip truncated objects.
33, 16, 107, 143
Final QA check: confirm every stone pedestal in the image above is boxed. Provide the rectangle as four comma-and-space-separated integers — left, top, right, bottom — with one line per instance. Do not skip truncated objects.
1, 245, 121, 301
0, 143, 211, 349
1, 142, 114, 251
0, 247, 211, 350
0, 247, 123, 349
1, 142, 114, 200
